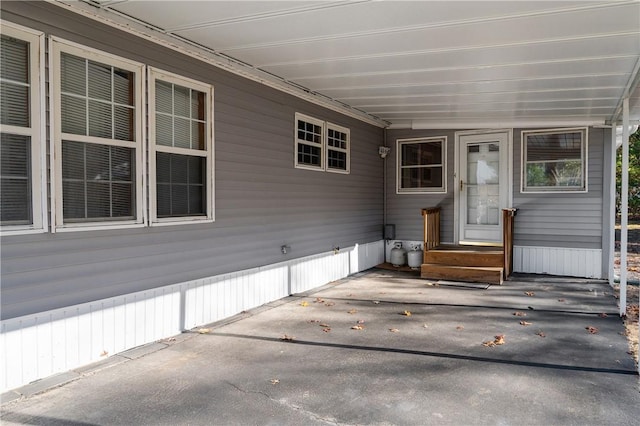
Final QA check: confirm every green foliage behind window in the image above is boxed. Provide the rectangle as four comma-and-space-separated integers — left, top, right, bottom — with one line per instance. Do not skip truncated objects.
616, 128, 640, 219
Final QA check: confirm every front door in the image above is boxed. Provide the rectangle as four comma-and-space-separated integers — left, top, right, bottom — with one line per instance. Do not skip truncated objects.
458, 131, 509, 244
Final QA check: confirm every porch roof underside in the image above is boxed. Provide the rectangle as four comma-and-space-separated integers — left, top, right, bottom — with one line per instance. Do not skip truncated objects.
63, 0, 640, 129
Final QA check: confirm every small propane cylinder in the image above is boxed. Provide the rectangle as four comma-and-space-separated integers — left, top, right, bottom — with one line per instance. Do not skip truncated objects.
390, 242, 407, 267
407, 244, 423, 269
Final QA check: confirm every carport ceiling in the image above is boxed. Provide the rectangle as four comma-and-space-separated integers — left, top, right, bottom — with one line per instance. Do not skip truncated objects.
67, 1, 640, 128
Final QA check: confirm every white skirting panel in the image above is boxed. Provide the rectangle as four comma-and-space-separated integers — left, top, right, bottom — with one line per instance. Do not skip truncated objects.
513, 246, 603, 279
0, 240, 384, 392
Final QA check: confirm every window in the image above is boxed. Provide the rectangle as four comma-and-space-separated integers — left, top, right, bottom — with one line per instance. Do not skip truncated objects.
295, 113, 350, 173
0, 23, 44, 233
397, 137, 446, 193
149, 68, 214, 224
522, 128, 587, 192
52, 39, 144, 230
326, 123, 350, 173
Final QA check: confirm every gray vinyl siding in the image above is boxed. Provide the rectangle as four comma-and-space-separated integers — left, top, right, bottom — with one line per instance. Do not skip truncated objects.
384, 129, 456, 243
0, 2, 384, 320
512, 127, 605, 249
384, 127, 607, 250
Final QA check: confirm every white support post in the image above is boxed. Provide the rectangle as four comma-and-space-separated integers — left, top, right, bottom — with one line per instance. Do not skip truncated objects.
619, 99, 629, 317
609, 124, 617, 286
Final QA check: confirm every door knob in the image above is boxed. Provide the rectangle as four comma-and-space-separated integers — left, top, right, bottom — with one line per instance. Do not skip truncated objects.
460, 179, 464, 191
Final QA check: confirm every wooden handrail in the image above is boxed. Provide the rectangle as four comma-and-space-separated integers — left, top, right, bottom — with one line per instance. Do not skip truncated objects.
502, 208, 517, 279
421, 207, 441, 252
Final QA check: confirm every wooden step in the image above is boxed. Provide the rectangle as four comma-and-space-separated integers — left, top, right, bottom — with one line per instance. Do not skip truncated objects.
424, 248, 503, 267
421, 264, 504, 285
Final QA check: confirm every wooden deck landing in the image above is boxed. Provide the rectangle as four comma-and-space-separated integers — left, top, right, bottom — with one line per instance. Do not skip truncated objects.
421, 245, 504, 285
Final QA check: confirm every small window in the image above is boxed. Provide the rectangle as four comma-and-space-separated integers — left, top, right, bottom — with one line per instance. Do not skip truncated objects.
295, 113, 350, 173
52, 38, 144, 230
326, 123, 350, 173
522, 128, 587, 192
295, 113, 324, 171
0, 23, 44, 233
397, 137, 446, 193
149, 67, 214, 224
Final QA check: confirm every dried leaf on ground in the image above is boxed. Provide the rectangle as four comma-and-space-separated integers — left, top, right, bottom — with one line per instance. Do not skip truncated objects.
314, 297, 325, 303
319, 323, 330, 327
300, 301, 309, 307
598, 313, 608, 318
373, 301, 380, 304
558, 298, 566, 302
357, 319, 365, 324
456, 325, 464, 330
389, 328, 399, 332
513, 311, 527, 317
324, 302, 335, 307
348, 309, 358, 314
351, 325, 364, 330
536, 330, 546, 338
402, 310, 412, 316
198, 328, 211, 334
270, 379, 280, 385
586, 326, 599, 334
482, 335, 505, 347
422, 323, 429, 328
308, 319, 320, 323
100, 350, 108, 357
281, 334, 296, 341
524, 292, 535, 296
322, 328, 331, 333
519, 321, 532, 326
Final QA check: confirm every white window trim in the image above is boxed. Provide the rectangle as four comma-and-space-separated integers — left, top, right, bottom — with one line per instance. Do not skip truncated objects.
326, 121, 350, 174
295, 113, 325, 172
51, 36, 146, 232
396, 136, 447, 194
0, 22, 46, 235
148, 67, 215, 226
520, 127, 588, 194
295, 113, 351, 174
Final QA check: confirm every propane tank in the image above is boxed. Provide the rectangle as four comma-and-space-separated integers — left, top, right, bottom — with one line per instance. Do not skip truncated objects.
390, 242, 407, 267
407, 244, 423, 269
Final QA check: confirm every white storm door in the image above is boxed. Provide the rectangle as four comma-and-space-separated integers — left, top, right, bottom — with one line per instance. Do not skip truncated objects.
458, 132, 509, 244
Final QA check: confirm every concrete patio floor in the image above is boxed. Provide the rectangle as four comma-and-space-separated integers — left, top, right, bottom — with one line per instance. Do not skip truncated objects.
1, 270, 639, 425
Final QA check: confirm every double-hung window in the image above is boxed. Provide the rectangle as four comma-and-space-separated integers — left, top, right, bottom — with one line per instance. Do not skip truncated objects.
397, 137, 446, 193
295, 113, 350, 173
326, 123, 350, 173
52, 39, 145, 230
295, 113, 325, 171
0, 23, 44, 233
522, 128, 587, 192
148, 68, 214, 224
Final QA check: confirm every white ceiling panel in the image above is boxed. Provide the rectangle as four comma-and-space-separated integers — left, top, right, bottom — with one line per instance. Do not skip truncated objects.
70, 0, 640, 126
346, 89, 623, 107
170, 1, 600, 50
290, 57, 637, 90
318, 75, 631, 97
263, 34, 640, 78
109, 1, 326, 31
208, 4, 639, 65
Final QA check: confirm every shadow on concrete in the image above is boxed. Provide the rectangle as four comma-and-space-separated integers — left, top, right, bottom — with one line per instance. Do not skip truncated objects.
212, 332, 638, 376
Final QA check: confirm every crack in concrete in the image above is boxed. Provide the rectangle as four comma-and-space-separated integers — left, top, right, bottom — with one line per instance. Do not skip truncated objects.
224, 381, 341, 425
